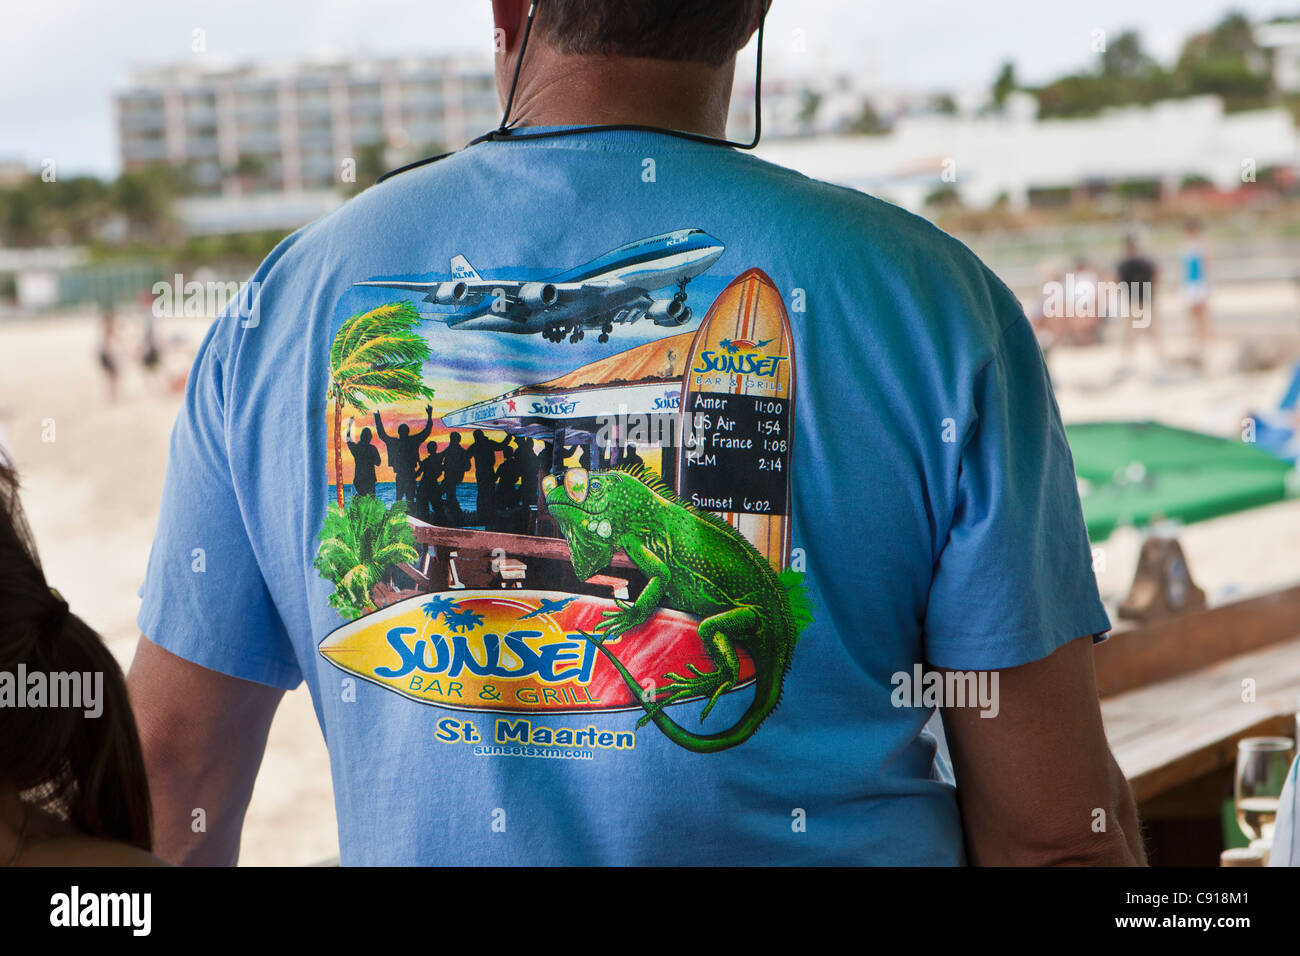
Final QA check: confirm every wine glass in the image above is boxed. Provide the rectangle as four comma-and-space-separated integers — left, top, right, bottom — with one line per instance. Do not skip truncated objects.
1235, 736, 1295, 843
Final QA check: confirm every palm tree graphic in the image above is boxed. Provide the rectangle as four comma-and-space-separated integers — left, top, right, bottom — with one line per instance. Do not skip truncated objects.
327, 300, 435, 509
422, 595, 457, 625
315, 496, 418, 620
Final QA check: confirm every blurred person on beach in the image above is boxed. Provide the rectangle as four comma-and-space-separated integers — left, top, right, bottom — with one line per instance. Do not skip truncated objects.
97, 306, 120, 402
0, 463, 162, 866
1027, 258, 1066, 353
1181, 218, 1211, 367
1116, 233, 1161, 373
127, 0, 1142, 866
1029, 257, 1102, 352
1069, 255, 1102, 346
140, 310, 163, 383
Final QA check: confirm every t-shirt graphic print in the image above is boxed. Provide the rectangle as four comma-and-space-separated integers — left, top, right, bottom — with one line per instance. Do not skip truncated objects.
315, 227, 813, 756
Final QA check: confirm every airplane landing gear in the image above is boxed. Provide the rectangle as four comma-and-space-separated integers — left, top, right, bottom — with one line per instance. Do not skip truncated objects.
598, 321, 612, 344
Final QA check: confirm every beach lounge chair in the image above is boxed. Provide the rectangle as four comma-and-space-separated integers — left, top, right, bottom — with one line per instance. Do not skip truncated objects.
1252, 361, 1300, 464
1118, 535, 1206, 623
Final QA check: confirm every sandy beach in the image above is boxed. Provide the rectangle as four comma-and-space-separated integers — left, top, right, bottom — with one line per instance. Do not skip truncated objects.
0, 310, 338, 866
1, 302, 1297, 865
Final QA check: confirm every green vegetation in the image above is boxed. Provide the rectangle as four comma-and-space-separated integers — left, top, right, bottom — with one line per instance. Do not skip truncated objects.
797, 90, 823, 130
315, 496, 418, 620
1, 162, 187, 249
846, 100, 890, 135
991, 61, 1018, 111
1028, 13, 1281, 119
923, 185, 961, 208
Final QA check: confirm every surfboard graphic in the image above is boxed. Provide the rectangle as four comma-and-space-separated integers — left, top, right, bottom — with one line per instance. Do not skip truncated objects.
317, 590, 755, 713
675, 268, 796, 570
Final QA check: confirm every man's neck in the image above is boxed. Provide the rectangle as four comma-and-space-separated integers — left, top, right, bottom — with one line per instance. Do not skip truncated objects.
501, 52, 737, 138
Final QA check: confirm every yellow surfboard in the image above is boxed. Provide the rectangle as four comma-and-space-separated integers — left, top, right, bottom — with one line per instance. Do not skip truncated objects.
675, 268, 796, 570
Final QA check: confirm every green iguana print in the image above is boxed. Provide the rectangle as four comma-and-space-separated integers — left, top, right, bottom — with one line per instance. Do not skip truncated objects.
542, 465, 812, 753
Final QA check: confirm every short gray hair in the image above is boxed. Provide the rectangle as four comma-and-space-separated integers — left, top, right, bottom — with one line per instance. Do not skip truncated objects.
535, 0, 764, 67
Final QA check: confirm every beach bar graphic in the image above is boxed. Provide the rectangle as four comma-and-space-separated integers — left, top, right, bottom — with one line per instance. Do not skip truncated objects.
440, 330, 695, 470
676, 268, 796, 570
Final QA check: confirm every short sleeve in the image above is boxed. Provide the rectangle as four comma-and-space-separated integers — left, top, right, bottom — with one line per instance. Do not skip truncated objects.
923, 313, 1110, 671
137, 320, 302, 690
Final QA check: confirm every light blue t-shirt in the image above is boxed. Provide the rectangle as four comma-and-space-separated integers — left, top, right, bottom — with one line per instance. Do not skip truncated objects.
138, 126, 1109, 865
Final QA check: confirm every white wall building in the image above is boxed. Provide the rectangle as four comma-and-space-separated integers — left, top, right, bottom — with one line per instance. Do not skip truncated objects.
117, 54, 499, 194
755, 94, 1300, 212
1257, 21, 1300, 93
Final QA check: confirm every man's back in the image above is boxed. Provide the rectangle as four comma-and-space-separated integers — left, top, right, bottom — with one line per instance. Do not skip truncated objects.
137, 128, 1108, 864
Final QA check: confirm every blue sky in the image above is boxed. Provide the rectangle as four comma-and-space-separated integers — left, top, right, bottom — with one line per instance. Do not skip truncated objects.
1, 0, 1294, 177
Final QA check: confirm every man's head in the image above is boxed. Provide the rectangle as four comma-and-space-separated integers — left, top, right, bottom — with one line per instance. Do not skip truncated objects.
398, 424, 410, 438
359, 427, 372, 444
529, 0, 764, 67
490, 0, 766, 136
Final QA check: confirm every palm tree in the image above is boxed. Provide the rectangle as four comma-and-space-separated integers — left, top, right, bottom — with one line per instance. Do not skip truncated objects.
328, 300, 435, 509
315, 496, 418, 620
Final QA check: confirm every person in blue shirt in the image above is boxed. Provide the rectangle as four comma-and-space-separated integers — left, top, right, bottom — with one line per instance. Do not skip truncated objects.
1180, 217, 1212, 368
127, 0, 1144, 865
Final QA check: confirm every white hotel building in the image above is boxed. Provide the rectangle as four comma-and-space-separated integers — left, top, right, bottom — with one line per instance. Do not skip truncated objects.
116, 55, 500, 194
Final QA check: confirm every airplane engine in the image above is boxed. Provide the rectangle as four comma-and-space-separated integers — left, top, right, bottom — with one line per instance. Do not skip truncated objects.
648, 298, 689, 327
520, 282, 559, 308
431, 281, 469, 305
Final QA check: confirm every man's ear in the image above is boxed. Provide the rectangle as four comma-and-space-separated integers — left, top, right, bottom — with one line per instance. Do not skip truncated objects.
492, 0, 530, 53
746, 0, 771, 41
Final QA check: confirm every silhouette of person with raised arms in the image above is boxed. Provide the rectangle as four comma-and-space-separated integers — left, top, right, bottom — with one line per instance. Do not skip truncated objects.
374, 405, 433, 504
468, 429, 509, 521
414, 440, 445, 523
439, 432, 470, 524
622, 444, 645, 472
345, 417, 383, 499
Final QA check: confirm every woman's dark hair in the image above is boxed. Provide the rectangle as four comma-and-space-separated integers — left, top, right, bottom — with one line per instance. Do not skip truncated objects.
0, 461, 152, 849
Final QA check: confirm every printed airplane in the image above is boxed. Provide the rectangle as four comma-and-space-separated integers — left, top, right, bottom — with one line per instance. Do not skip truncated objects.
354, 228, 725, 344
518, 596, 579, 619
